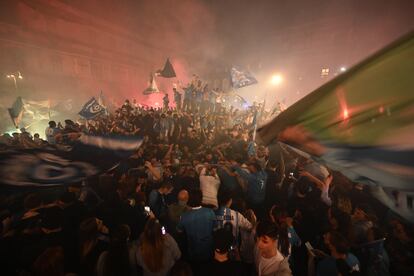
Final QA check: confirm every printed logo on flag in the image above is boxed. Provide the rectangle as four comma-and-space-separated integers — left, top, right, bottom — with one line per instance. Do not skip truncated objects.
231, 67, 258, 89
0, 151, 98, 187
79, 97, 105, 119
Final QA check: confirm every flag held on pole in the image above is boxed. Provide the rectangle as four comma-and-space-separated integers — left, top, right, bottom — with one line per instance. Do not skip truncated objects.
156, 58, 176, 78
8, 96, 25, 128
78, 97, 105, 119
230, 66, 258, 89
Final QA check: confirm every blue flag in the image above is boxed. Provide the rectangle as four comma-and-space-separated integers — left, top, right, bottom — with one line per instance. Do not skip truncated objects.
0, 135, 142, 187
8, 96, 25, 128
230, 67, 258, 89
79, 97, 105, 119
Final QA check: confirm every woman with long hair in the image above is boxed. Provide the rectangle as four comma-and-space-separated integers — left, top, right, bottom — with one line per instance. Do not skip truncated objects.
97, 224, 136, 276
137, 218, 181, 276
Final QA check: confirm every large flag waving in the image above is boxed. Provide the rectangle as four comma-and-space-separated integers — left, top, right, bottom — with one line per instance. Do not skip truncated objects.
156, 58, 176, 78
257, 32, 414, 221
0, 135, 142, 187
230, 66, 258, 89
79, 97, 105, 119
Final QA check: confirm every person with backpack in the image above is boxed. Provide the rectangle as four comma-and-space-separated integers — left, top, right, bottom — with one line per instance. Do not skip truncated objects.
214, 189, 253, 245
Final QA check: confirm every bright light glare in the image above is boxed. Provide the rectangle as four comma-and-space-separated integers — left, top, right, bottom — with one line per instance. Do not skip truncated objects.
340, 67, 347, 72
343, 109, 349, 119
270, 74, 283, 86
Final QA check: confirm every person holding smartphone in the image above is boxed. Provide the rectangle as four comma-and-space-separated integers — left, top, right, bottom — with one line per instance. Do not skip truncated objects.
136, 218, 181, 276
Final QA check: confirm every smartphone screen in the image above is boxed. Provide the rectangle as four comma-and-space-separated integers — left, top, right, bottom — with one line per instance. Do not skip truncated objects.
305, 242, 313, 251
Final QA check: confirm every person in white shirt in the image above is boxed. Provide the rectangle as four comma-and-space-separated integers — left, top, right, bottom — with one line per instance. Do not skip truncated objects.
198, 164, 221, 208
45, 120, 59, 145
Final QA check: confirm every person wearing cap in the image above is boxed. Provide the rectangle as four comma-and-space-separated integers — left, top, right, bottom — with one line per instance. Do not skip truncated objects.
199, 228, 247, 276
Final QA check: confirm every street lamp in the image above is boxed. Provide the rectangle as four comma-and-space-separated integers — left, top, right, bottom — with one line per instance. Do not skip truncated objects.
264, 73, 284, 113
6, 71, 23, 92
270, 74, 283, 86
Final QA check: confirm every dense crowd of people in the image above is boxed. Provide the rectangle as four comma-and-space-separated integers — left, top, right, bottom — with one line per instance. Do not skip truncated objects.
0, 77, 413, 276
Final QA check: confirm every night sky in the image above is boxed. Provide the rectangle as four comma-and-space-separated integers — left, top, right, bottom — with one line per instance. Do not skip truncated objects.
55, 0, 414, 103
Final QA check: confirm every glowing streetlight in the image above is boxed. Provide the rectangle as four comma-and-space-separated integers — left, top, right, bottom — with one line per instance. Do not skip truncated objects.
343, 108, 349, 120
270, 74, 283, 86
6, 71, 23, 92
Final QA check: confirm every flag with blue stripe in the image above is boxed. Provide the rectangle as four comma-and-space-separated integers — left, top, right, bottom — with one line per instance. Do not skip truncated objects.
79, 97, 105, 119
230, 67, 258, 89
0, 135, 142, 187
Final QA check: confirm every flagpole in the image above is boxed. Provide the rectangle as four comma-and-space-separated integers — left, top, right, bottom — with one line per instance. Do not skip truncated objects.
48, 99, 51, 120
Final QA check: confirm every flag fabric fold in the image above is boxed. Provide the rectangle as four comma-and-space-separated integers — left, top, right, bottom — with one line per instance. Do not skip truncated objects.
143, 74, 160, 95
230, 66, 258, 89
257, 31, 414, 221
8, 97, 25, 128
78, 97, 105, 119
156, 58, 176, 78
